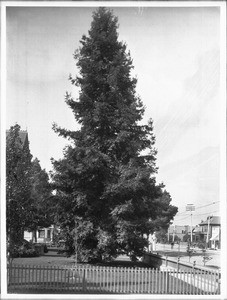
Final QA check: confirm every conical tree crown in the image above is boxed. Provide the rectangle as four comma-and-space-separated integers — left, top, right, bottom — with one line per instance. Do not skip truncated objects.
63, 8, 149, 163
52, 8, 177, 261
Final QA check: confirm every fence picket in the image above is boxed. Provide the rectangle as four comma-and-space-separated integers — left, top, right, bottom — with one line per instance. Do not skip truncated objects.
7, 263, 220, 295
34, 265, 36, 289
21, 265, 24, 288
180, 270, 183, 294
18, 265, 20, 288
141, 268, 144, 293
96, 267, 99, 293
162, 268, 164, 294
200, 270, 203, 294
147, 268, 150, 293
150, 268, 153, 293
126, 267, 128, 293
203, 270, 206, 294
212, 270, 215, 294
204, 271, 208, 295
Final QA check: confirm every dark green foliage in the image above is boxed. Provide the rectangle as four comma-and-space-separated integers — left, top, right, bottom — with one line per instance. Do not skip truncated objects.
51, 8, 177, 262
155, 229, 168, 244
183, 233, 190, 243
196, 241, 206, 249
6, 124, 53, 261
9, 240, 39, 258
6, 124, 33, 247
26, 158, 53, 240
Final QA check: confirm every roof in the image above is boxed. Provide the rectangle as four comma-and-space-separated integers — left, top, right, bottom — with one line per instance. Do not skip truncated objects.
193, 226, 201, 233
199, 216, 220, 226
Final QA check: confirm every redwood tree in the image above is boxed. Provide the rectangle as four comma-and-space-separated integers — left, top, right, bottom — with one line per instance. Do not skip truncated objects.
52, 8, 177, 261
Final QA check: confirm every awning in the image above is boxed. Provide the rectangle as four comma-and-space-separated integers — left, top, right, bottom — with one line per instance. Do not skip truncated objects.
210, 234, 219, 241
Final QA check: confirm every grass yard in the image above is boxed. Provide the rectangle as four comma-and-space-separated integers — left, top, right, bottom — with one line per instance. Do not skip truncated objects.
11, 250, 152, 269
11, 253, 75, 268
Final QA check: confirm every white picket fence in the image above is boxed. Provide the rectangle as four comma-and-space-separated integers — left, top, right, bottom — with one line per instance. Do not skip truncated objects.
7, 264, 220, 294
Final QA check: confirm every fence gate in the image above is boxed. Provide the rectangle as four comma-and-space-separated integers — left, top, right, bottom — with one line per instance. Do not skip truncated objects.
7, 264, 220, 294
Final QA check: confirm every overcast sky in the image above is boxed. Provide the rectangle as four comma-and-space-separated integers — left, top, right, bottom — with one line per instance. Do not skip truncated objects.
6, 4, 222, 226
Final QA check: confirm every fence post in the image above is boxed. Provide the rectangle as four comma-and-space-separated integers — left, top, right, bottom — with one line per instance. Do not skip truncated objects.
193, 261, 196, 271
217, 271, 221, 294
8, 263, 11, 287
177, 257, 180, 272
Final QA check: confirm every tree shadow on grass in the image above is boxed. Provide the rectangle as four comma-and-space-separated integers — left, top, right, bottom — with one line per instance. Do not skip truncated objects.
81, 260, 153, 269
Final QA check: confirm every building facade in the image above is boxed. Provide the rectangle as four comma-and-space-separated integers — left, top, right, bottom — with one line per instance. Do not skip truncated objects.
24, 225, 55, 244
195, 216, 221, 249
168, 225, 191, 241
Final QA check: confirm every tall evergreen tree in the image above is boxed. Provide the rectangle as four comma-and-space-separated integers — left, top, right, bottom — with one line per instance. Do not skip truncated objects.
52, 8, 177, 261
6, 124, 33, 249
26, 158, 53, 242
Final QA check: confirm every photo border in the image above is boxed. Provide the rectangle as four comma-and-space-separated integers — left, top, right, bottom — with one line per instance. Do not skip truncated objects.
1, 1, 226, 299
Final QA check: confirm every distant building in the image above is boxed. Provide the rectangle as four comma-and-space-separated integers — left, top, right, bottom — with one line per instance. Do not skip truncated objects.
24, 225, 56, 244
195, 216, 221, 249
168, 225, 191, 241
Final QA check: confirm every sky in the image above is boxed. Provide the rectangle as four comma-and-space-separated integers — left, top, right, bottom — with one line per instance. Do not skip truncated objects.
6, 4, 223, 226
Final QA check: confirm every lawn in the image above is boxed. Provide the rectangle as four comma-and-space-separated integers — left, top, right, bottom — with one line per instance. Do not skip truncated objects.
11, 250, 152, 269
11, 251, 75, 268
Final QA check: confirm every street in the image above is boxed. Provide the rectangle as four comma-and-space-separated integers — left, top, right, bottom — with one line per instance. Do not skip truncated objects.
154, 243, 220, 269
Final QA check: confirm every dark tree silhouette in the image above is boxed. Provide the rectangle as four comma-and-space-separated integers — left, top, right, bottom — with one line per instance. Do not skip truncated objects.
51, 8, 177, 262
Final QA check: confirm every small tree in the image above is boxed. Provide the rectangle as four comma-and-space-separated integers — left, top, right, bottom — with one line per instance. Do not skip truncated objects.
202, 248, 212, 266
186, 241, 194, 262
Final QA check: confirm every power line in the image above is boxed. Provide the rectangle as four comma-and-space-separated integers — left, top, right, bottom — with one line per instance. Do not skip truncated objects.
196, 201, 220, 210
174, 201, 220, 217
192, 210, 219, 218
173, 210, 220, 224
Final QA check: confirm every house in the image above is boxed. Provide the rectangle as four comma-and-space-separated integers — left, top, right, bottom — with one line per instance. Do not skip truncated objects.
24, 225, 56, 244
194, 216, 221, 249
168, 225, 191, 241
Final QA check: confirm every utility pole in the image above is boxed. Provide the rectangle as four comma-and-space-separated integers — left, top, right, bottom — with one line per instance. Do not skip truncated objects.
186, 204, 195, 244
172, 225, 175, 242
206, 216, 212, 249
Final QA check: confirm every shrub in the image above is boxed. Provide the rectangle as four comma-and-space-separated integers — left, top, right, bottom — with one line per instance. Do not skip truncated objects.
9, 240, 39, 258
197, 241, 206, 249
18, 248, 39, 257
43, 244, 48, 253
12, 245, 39, 258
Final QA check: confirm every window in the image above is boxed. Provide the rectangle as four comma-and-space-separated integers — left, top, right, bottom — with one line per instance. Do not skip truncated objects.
38, 230, 45, 238
47, 230, 51, 239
